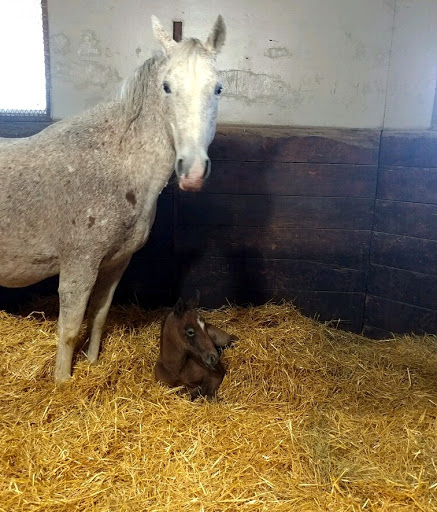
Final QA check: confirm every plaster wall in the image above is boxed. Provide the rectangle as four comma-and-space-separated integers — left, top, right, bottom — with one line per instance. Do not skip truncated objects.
47, 0, 437, 129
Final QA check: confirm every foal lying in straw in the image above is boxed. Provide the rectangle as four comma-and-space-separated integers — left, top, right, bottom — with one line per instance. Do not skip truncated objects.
155, 298, 234, 399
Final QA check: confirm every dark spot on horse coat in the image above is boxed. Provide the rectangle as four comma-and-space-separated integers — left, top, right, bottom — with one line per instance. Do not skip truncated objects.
88, 216, 95, 228
126, 190, 137, 206
72, 219, 76, 225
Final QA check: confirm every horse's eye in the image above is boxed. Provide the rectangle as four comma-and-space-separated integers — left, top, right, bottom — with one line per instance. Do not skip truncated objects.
186, 328, 195, 337
215, 84, 223, 96
163, 82, 171, 94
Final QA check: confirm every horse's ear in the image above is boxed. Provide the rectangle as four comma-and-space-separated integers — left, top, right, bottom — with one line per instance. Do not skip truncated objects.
151, 15, 177, 56
187, 289, 200, 310
174, 297, 186, 318
205, 15, 226, 54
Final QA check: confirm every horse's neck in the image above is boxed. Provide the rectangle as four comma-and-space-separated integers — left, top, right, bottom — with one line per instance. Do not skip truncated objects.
158, 336, 189, 376
116, 57, 175, 193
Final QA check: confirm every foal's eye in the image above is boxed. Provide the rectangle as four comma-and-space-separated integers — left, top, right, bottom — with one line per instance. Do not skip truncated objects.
163, 82, 171, 94
186, 328, 195, 337
215, 84, 223, 96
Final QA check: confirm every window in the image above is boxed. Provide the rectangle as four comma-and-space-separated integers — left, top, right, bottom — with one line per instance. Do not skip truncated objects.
0, 0, 50, 120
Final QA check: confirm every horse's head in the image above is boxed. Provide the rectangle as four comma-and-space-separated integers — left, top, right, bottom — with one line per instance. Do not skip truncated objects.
152, 15, 226, 192
165, 297, 219, 368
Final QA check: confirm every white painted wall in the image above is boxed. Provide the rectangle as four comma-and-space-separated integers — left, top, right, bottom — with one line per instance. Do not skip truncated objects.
47, 0, 437, 129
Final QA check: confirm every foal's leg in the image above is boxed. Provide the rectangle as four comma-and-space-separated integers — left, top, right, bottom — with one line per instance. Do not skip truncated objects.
200, 363, 226, 399
85, 257, 131, 363
206, 324, 235, 348
55, 263, 99, 383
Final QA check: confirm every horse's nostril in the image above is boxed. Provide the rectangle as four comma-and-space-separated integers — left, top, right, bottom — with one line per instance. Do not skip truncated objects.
209, 353, 218, 367
177, 158, 184, 176
204, 159, 211, 180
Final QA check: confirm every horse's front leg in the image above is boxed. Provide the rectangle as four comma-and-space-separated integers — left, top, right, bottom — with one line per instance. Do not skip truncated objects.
55, 262, 99, 383
85, 256, 131, 363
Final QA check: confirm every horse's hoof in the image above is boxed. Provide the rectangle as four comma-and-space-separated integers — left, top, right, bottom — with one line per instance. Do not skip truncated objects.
54, 373, 71, 385
86, 349, 99, 364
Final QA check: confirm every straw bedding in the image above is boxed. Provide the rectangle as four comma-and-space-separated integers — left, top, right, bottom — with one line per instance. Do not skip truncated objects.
1, 299, 437, 511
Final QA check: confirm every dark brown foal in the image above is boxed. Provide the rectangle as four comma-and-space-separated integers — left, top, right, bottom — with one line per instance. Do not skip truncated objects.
154, 298, 233, 399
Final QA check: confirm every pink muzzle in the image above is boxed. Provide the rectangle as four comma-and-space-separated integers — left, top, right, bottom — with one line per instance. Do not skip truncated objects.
177, 155, 211, 192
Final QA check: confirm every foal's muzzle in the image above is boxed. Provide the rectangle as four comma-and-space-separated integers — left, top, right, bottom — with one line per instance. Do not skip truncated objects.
176, 156, 211, 192
204, 352, 219, 368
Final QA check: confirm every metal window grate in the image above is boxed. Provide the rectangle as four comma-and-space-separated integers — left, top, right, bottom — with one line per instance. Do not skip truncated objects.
0, 0, 51, 121
432, 83, 437, 130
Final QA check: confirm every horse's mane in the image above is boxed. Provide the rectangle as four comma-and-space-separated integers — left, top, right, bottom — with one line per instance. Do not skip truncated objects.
119, 39, 210, 131
119, 53, 165, 130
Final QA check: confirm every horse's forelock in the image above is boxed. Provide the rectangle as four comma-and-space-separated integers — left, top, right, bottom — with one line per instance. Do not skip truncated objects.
120, 40, 206, 106
119, 38, 214, 131
178, 38, 209, 55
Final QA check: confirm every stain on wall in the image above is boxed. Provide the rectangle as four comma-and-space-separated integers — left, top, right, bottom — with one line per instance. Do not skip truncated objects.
221, 69, 323, 109
51, 33, 71, 55
78, 30, 101, 57
264, 47, 293, 59
50, 29, 121, 91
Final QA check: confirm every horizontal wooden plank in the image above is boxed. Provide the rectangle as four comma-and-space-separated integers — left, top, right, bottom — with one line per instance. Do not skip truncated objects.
0, 277, 58, 312
292, 291, 364, 332
0, 260, 174, 312
117, 257, 174, 310
374, 200, 437, 240
181, 284, 364, 332
178, 257, 366, 293
364, 295, 437, 335
0, 121, 53, 138
378, 167, 437, 204
205, 162, 377, 197
368, 264, 437, 311
175, 226, 370, 270
114, 287, 173, 308
380, 130, 437, 167
178, 194, 374, 230
153, 193, 173, 227
135, 234, 172, 256
119, 253, 175, 290
210, 125, 380, 164
362, 325, 395, 340
371, 232, 437, 275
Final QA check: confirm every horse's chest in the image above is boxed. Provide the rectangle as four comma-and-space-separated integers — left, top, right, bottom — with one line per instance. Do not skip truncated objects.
105, 200, 157, 260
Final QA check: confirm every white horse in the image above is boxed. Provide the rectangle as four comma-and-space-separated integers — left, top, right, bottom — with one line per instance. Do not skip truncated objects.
0, 15, 226, 383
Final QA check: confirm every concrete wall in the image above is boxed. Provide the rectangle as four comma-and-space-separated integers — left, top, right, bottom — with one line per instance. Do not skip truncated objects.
47, 0, 437, 129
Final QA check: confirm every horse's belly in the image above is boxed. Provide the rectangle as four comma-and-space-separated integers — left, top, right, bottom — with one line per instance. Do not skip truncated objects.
0, 253, 59, 288
104, 218, 154, 263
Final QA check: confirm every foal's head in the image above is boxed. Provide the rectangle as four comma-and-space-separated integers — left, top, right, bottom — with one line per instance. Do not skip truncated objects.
163, 298, 219, 368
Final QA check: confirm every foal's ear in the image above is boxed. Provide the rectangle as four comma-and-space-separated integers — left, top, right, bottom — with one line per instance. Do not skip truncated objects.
151, 15, 177, 56
205, 15, 226, 54
187, 289, 200, 310
174, 297, 186, 318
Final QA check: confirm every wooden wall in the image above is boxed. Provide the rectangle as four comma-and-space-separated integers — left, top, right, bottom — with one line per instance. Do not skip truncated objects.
1, 122, 436, 337
173, 126, 379, 334
364, 131, 437, 337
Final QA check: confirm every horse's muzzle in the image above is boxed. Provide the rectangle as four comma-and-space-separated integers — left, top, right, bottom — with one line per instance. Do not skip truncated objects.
177, 157, 211, 192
